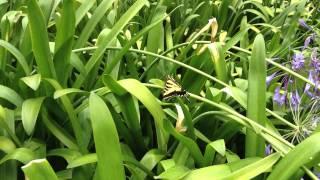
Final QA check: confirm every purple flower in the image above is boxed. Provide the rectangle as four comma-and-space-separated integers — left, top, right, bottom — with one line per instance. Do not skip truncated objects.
265, 144, 272, 156
292, 53, 305, 71
303, 34, 315, 49
274, 87, 286, 106
311, 116, 320, 129
304, 71, 315, 97
304, 70, 320, 97
311, 48, 320, 72
290, 90, 301, 108
266, 72, 277, 86
299, 19, 312, 30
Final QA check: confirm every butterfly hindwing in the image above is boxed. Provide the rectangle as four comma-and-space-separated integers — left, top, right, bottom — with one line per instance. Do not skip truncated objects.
162, 76, 188, 101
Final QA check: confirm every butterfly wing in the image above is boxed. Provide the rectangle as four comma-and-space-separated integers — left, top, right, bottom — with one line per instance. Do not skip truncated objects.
162, 76, 183, 99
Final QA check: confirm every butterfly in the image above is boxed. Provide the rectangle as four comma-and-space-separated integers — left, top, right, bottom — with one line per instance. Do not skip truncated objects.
162, 76, 189, 102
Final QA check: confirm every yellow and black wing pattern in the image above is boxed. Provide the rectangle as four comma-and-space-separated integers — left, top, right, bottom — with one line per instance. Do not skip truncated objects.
162, 76, 189, 101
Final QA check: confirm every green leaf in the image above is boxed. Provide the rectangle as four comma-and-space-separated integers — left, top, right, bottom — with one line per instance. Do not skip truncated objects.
104, 8, 168, 75
74, 0, 116, 49
89, 93, 125, 180
223, 27, 249, 52
27, 0, 56, 78
0, 136, 16, 153
20, 74, 42, 91
22, 159, 59, 180
208, 139, 226, 156
154, 165, 190, 179
145, 5, 166, 78
0, 148, 35, 165
222, 86, 247, 108
0, 106, 21, 146
21, 97, 45, 135
41, 110, 78, 150
105, 77, 168, 150
0, 85, 23, 108
184, 164, 231, 180
0, 39, 31, 75
44, 78, 85, 152
163, 119, 205, 167
75, 0, 95, 26
53, 0, 75, 84
132, 149, 165, 179
204, 139, 226, 166
222, 153, 280, 179
47, 148, 81, 164
53, 88, 87, 99
67, 153, 97, 169
73, 0, 148, 88
245, 34, 267, 157
268, 133, 320, 180
177, 99, 196, 140
208, 42, 228, 84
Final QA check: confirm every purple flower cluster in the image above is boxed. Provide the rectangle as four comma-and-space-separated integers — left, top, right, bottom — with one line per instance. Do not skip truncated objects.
290, 90, 301, 108
310, 48, 320, 72
273, 86, 287, 106
270, 19, 319, 107
292, 53, 305, 71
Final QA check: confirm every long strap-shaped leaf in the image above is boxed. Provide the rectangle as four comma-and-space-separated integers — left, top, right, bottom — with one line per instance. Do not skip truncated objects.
103, 75, 168, 151
73, 0, 148, 89
268, 133, 320, 180
245, 34, 266, 157
53, 0, 75, 84
89, 93, 125, 180
27, 0, 56, 79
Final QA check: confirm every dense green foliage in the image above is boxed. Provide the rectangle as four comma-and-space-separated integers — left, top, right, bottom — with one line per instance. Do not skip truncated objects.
0, 0, 320, 179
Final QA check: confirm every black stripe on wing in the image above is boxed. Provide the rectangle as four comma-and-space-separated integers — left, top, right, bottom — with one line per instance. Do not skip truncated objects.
162, 76, 188, 101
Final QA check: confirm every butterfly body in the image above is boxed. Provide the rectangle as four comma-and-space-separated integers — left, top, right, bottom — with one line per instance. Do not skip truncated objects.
162, 76, 189, 101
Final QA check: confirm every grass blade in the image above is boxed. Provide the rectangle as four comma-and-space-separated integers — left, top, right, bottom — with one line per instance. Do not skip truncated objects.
41, 109, 78, 150
104, 77, 168, 150
27, 0, 56, 79
245, 34, 267, 157
0, 85, 23, 108
74, 0, 116, 49
268, 133, 320, 180
73, 0, 148, 88
222, 153, 280, 179
0, 39, 31, 75
53, 0, 75, 84
89, 92, 125, 180
0, 148, 35, 165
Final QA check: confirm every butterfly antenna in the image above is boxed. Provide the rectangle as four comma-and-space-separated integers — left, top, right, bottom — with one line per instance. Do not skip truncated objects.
185, 92, 190, 103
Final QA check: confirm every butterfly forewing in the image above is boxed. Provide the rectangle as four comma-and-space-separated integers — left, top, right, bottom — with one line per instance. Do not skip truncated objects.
162, 76, 187, 100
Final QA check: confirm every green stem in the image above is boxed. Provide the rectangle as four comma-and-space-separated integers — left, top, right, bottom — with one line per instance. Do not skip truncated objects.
73, 46, 298, 130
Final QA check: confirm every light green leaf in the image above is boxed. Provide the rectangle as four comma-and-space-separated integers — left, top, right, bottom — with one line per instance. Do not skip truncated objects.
268, 133, 320, 180
184, 164, 231, 180
89, 93, 125, 180
0, 136, 16, 153
22, 159, 59, 180
222, 153, 280, 179
22, 97, 45, 135
67, 153, 97, 169
154, 165, 190, 179
0, 148, 35, 165
53, 88, 86, 99
20, 74, 42, 91
0, 85, 23, 108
